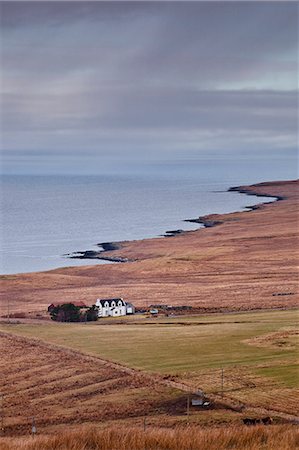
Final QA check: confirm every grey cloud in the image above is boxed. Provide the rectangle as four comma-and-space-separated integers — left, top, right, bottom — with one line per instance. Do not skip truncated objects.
0, 2, 298, 174
2, 88, 297, 133
2, 2, 297, 85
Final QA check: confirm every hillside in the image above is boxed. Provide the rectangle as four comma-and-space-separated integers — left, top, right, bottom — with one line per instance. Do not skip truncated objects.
1, 180, 298, 315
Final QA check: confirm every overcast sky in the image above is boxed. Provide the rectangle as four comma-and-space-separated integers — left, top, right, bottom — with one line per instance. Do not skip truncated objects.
0, 1, 298, 175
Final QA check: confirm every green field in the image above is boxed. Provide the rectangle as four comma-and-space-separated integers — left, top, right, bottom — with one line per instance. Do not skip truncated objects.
1, 310, 297, 375
1, 309, 298, 416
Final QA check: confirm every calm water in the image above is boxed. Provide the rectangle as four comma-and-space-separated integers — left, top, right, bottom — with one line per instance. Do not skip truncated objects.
0, 159, 295, 274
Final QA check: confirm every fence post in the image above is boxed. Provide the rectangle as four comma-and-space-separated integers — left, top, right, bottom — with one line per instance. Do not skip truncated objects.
221, 368, 224, 398
0, 394, 4, 434
31, 417, 36, 437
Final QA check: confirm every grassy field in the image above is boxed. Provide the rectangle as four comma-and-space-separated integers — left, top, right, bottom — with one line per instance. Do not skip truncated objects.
1, 310, 297, 373
1, 309, 298, 419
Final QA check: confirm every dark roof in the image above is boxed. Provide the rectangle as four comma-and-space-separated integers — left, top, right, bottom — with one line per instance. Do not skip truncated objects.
97, 298, 125, 306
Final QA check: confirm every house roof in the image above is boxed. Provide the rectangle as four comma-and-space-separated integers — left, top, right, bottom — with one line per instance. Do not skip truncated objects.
96, 298, 125, 306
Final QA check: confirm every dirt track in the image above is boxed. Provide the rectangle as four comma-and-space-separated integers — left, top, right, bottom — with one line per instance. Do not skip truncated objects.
1, 180, 298, 316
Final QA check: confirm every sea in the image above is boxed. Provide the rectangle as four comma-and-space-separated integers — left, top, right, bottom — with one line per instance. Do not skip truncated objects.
0, 156, 296, 274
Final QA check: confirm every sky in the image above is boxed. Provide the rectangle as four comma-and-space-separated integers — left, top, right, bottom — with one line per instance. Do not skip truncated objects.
0, 1, 298, 175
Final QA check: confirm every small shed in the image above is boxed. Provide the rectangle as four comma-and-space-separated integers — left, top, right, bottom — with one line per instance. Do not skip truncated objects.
191, 398, 204, 406
191, 394, 210, 408
126, 303, 135, 315
191, 390, 210, 408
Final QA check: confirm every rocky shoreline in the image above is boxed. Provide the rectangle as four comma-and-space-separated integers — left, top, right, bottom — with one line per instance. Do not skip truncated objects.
185, 184, 282, 227
66, 183, 279, 263
65, 244, 130, 263
65, 230, 189, 262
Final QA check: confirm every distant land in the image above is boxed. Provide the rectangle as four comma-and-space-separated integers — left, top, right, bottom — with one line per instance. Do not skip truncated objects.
1, 179, 298, 317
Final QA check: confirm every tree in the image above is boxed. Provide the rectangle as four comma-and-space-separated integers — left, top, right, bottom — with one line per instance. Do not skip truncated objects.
85, 305, 98, 321
50, 303, 81, 322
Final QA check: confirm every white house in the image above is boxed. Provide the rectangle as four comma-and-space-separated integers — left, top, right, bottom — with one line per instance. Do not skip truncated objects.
95, 298, 127, 317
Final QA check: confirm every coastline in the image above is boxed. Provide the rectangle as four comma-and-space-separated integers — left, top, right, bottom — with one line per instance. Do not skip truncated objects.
66, 182, 280, 263
1, 179, 298, 315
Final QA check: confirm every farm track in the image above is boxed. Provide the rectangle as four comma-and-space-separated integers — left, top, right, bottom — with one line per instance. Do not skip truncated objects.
1, 329, 298, 436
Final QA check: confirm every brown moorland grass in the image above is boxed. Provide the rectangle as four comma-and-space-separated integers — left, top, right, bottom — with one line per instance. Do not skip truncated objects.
1, 180, 298, 316
0, 424, 298, 450
0, 333, 188, 436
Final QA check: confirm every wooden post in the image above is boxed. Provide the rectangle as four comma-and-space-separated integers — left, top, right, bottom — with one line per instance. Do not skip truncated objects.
31, 417, 36, 437
0, 394, 4, 434
143, 416, 147, 450
221, 368, 224, 398
7, 299, 10, 323
187, 394, 190, 423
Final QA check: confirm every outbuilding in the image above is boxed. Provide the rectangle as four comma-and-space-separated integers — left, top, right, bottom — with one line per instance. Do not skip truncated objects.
126, 302, 135, 315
